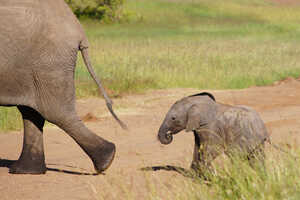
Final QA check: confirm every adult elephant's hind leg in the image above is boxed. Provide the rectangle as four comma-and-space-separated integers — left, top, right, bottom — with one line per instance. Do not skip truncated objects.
47, 112, 116, 174
9, 106, 46, 174
30, 52, 116, 173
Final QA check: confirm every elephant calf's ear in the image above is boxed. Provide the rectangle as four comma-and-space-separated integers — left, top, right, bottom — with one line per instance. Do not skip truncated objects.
186, 105, 202, 132
186, 104, 217, 132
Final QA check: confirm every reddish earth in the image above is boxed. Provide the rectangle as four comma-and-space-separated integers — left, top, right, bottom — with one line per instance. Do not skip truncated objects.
0, 79, 300, 199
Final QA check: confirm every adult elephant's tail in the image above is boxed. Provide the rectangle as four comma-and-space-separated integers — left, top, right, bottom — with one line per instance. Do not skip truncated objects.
79, 44, 127, 130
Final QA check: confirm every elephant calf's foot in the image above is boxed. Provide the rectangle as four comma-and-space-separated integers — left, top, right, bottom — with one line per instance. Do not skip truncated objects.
9, 159, 46, 174
190, 162, 212, 180
92, 142, 116, 174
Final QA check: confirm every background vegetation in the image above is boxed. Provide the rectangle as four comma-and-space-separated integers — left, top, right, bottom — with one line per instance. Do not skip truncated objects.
1, 0, 300, 131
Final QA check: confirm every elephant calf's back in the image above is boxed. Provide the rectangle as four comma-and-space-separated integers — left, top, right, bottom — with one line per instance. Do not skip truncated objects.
219, 106, 268, 152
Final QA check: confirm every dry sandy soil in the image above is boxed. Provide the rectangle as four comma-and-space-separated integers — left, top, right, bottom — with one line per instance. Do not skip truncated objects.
0, 78, 300, 200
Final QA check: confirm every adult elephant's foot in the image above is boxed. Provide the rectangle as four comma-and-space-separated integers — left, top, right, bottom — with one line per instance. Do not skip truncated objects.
9, 158, 46, 174
91, 142, 116, 174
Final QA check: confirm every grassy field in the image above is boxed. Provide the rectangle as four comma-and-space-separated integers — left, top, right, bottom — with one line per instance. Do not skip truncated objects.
1, 0, 300, 130
75, 0, 300, 97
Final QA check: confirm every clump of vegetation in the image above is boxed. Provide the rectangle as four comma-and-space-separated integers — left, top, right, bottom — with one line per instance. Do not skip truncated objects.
65, 0, 126, 22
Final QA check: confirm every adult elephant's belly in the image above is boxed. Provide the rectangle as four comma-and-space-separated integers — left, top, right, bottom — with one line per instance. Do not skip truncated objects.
0, 64, 34, 107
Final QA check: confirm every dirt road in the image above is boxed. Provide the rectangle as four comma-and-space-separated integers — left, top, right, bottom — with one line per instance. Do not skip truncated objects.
1, 78, 300, 200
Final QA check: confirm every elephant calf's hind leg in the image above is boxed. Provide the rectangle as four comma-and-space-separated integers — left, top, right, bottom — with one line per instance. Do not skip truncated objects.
9, 106, 46, 174
247, 145, 266, 171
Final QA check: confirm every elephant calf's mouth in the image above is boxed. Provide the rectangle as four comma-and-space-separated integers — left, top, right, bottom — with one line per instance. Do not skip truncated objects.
166, 131, 172, 139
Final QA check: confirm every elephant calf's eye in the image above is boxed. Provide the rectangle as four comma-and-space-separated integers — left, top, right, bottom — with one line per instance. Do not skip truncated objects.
171, 116, 176, 121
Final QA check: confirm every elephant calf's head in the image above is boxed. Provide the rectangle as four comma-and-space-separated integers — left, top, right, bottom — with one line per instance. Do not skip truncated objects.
157, 92, 217, 145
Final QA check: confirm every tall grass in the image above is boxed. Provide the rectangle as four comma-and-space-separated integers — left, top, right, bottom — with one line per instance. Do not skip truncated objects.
76, 37, 300, 97
94, 149, 300, 200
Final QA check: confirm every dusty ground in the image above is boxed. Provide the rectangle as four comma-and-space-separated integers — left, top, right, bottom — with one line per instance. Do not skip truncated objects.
0, 78, 300, 200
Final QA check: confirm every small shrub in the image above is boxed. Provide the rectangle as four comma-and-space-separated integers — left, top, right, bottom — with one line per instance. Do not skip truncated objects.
65, 0, 125, 22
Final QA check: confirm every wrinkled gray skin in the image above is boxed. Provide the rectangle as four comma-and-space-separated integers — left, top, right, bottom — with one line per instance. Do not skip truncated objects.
0, 0, 126, 174
158, 92, 268, 174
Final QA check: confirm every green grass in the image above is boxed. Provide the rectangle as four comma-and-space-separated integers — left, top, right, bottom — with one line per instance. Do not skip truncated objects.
75, 0, 300, 97
1, 0, 300, 130
0, 107, 22, 132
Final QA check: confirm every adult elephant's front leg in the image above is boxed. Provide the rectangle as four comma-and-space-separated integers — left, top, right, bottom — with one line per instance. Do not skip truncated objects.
9, 106, 46, 174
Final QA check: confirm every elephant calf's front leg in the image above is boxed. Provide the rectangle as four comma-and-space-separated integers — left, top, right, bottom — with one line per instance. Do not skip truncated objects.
191, 132, 222, 178
191, 131, 201, 170
9, 106, 46, 174
191, 132, 214, 178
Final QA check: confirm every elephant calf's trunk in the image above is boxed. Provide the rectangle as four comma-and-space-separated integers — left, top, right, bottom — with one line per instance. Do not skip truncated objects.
158, 126, 173, 145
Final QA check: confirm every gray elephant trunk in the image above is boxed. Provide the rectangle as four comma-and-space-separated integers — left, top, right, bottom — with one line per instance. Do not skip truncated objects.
158, 125, 173, 145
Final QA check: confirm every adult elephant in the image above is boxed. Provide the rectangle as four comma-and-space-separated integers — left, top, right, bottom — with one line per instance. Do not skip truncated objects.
0, 0, 126, 174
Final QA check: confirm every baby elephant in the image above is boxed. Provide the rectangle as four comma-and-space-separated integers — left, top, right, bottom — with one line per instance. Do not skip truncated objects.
157, 92, 268, 174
